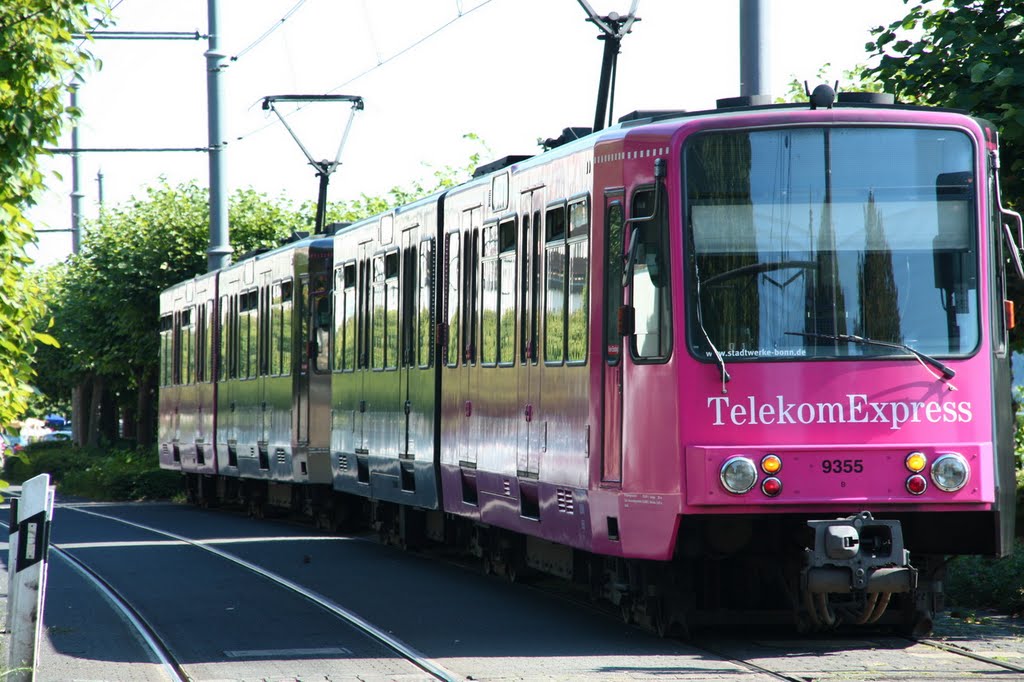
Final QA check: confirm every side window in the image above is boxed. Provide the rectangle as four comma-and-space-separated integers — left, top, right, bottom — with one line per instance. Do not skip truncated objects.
219, 294, 232, 380
271, 283, 283, 376
181, 307, 194, 385
481, 223, 499, 366
498, 219, 516, 366
312, 274, 332, 374
446, 232, 460, 367
605, 201, 625, 362
339, 265, 356, 371
159, 313, 173, 387
567, 199, 589, 364
280, 280, 293, 376
200, 301, 213, 382
418, 240, 433, 368
372, 256, 386, 369
240, 290, 259, 378
385, 251, 399, 369
631, 188, 672, 360
544, 203, 567, 364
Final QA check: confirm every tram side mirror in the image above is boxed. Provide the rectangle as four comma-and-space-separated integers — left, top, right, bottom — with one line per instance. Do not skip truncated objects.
617, 304, 635, 337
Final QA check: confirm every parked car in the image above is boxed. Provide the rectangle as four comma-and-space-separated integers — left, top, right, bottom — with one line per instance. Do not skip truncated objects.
39, 430, 73, 443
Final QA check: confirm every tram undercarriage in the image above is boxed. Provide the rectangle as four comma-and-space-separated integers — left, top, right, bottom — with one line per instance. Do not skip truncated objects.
182, 472, 942, 636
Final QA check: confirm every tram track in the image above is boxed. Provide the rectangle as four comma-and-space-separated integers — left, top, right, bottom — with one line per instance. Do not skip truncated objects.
1, 516, 189, 682
4, 494, 461, 682
9, 494, 1024, 681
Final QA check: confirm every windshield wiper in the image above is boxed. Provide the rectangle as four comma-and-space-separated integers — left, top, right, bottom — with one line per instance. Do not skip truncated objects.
785, 331, 955, 380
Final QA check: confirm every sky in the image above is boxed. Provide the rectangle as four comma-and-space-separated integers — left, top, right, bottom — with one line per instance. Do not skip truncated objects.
26, 0, 912, 266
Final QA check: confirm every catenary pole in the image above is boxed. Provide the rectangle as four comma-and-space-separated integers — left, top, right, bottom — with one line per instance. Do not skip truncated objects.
739, 0, 770, 98
206, 0, 232, 271
70, 83, 82, 254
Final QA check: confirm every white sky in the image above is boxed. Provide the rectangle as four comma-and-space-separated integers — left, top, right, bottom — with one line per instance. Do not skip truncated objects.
26, 0, 910, 266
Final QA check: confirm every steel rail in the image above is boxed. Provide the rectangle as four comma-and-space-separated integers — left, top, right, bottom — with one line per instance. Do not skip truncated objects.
61, 505, 462, 681
913, 636, 1024, 675
0, 515, 188, 682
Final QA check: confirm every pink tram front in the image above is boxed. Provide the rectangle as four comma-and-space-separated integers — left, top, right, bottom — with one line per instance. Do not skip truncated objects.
159, 93, 1019, 633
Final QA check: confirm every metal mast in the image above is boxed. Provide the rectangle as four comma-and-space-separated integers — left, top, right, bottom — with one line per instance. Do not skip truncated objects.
206, 0, 232, 271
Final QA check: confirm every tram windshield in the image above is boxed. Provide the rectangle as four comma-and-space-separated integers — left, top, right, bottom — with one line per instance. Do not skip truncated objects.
684, 126, 979, 364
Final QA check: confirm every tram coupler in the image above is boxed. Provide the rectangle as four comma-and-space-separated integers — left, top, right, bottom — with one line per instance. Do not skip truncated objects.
802, 511, 916, 594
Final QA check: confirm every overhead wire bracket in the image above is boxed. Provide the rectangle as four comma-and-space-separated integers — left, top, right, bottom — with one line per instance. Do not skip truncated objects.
261, 94, 365, 234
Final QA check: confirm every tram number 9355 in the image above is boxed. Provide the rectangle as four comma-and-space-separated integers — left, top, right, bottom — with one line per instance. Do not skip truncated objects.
821, 459, 864, 474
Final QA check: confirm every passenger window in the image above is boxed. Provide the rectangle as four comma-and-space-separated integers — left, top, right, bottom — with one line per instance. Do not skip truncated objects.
567, 199, 589, 364
631, 189, 672, 360
544, 204, 567, 364
418, 240, 433, 368
446, 232, 460, 367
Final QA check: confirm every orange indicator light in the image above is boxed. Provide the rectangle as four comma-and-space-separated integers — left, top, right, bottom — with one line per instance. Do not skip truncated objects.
761, 454, 782, 474
906, 451, 927, 472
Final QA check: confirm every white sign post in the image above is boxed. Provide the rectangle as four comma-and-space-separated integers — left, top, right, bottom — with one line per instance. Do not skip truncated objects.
6, 475, 54, 682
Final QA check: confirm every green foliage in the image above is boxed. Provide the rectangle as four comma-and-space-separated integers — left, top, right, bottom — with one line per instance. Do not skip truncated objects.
0, 0, 106, 426
865, 1, 1024, 206
779, 63, 886, 104
4, 441, 181, 500
945, 538, 1024, 615
34, 132, 487, 437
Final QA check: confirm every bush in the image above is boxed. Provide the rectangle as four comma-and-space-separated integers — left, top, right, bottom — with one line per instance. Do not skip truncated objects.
4, 442, 181, 501
945, 538, 1024, 616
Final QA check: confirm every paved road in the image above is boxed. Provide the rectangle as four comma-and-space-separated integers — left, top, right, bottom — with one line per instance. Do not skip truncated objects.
0, 497, 1022, 681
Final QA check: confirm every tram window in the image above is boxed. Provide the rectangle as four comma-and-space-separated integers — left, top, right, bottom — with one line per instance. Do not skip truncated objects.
203, 302, 214, 382
372, 256, 386, 369
481, 257, 499, 366
604, 202, 625, 359
567, 199, 589, 364
402, 243, 417, 368
181, 307, 194, 385
159, 313, 173, 386
239, 290, 259, 379
313, 293, 331, 373
271, 283, 283, 376
545, 204, 567, 364
498, 218, 516, 365
446, 232, 460, 367
385, 251, 399, 370
630, 188, 672, 360
219, 295, 231, 380
336, 265, 356, 371
418, 240, 433, 368
281, 280, 293, 376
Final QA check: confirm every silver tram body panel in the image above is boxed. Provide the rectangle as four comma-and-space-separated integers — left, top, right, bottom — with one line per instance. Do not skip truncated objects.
331, 196, 442, 509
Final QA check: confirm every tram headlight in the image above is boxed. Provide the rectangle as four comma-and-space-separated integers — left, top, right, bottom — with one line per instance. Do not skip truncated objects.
720, 456, 757, 494
931, 453, 969, 492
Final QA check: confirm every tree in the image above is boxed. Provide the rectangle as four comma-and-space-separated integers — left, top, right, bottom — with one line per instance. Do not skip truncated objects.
865, 0, 1024, 202
865, 1, 1024, 347
0, 0, 105, 427
34, 133, 486, 446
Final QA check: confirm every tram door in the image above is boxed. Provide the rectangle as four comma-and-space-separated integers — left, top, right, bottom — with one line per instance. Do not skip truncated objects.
517, 189, 543, 478
601, 194, 625, 483
459, 209, 482, 467
400, 229, 416, 458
